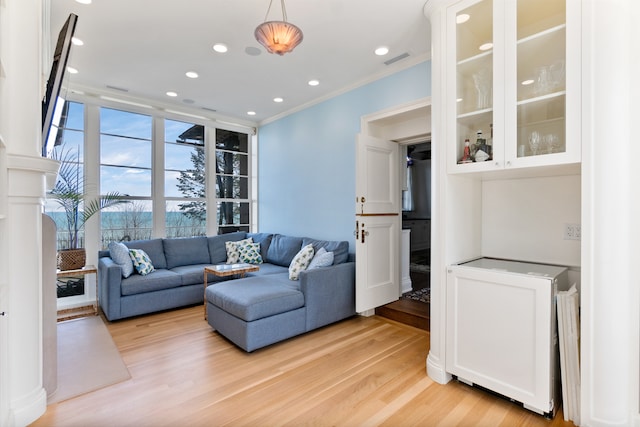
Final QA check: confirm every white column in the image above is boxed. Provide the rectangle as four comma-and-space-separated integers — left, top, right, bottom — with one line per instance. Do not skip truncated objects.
0, 0, 58, 425
581, 0, 635, 425
423, 0, 451, 385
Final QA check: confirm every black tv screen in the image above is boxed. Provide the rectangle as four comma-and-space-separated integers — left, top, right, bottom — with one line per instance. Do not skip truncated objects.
42, 13, 78, 157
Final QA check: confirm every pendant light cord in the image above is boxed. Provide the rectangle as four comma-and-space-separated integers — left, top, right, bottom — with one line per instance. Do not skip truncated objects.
263, 0, 288, 22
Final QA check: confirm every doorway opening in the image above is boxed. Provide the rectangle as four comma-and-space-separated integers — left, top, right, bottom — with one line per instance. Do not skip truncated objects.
376, 141, 431, 331
358, 98, 431, 330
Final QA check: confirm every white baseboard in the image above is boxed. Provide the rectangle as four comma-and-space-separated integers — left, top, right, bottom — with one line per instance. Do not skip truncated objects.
427, 352, 452, 385
401, 277, 412, 294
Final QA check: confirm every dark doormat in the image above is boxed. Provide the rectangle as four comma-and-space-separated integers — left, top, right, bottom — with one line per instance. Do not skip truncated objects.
401, 287, 430, 304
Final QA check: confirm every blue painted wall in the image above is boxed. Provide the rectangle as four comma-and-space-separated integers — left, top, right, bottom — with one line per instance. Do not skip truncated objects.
257, 61, 431, 252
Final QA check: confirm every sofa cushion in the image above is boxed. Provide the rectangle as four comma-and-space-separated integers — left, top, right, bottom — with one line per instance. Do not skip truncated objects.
206, 275, 304, 321
308, 247, 335, 270
246, 233, 273, 260
302, 237, 349, 265
289, 244, 314, 280
124, 238, 167, 269
265, 234, 303, 267
171, 264, 221, 286
163, 236, 210, 269
121, 269, 182, 296
129, 249, 155, 275
108, 241, 135, 278
207, 232, 248, 264
246, 263, 288, 276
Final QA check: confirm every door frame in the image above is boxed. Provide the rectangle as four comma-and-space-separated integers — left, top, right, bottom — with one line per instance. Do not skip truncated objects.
357, 97, 432, 314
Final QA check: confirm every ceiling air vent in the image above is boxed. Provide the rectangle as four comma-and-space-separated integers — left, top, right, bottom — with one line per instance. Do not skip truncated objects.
106, 85, 129, 92
384, 52, 410, 66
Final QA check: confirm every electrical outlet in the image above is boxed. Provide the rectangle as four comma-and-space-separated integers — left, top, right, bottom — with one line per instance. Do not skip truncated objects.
564, 223, 581, 240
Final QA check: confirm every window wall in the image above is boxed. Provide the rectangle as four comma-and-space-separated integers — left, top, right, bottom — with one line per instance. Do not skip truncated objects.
46, 98, 255, 252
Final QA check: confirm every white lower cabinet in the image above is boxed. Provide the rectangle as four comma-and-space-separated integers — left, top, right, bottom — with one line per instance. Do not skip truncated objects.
446, 258, 569, 416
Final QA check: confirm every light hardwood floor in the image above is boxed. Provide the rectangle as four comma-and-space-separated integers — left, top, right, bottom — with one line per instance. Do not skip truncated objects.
32, 306, 576, 426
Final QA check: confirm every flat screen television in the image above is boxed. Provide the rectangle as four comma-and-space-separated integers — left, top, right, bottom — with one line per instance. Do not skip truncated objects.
42, 13, 78, 157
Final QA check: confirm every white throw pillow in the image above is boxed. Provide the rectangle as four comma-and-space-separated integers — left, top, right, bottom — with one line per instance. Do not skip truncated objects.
225, 238, 253, 264
108, 241, 134, 278
308, 247, 334, 270
288, 244, 315, 280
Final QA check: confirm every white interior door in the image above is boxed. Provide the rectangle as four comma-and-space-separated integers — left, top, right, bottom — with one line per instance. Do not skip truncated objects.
355, 134, 400, 313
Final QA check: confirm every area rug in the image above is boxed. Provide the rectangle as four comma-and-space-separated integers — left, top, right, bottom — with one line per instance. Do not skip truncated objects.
48, 316, 130, 404
401, 287, 430, 304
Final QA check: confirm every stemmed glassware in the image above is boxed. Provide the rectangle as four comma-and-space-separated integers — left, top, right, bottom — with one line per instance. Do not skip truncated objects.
528, 131, 541, 156
544, 134, 558, 154
473, 69, 491, 110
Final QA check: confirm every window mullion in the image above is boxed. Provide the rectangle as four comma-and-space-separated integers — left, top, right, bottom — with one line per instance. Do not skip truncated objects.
153, 117, 165, 238
206, 125, 217, 235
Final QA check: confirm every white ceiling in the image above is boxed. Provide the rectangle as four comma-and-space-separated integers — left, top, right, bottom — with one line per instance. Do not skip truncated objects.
49, 0, 431, 125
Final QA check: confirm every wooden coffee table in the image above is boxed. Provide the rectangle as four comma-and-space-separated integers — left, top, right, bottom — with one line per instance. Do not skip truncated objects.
203, 263, 259, 319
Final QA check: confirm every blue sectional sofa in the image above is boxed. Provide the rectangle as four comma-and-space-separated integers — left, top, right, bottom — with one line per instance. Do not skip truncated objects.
98, 232, 355, 351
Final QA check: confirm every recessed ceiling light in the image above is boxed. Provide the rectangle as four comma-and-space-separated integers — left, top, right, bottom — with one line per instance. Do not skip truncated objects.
273, 97, 283, 103
185, 71, 199, 79
213, 43, 228, 53
456, 98, 463, 102
521, 79, 534, 85
166, 91, 178, 97
456, 14, 470, 24
75, 0, 91, 4
247, 111, 256, 116
308, 79, 320, 86
479, 43, 493, 51
71, 37, 84, 46
67, 66, 78, 74
374, 46, 389, 56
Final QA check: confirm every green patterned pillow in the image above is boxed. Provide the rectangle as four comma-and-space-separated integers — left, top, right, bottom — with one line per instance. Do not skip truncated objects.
129, 248, 155, 276
225, 238, 253, 264
238, 242, 263, 264
288, 244, 315, 281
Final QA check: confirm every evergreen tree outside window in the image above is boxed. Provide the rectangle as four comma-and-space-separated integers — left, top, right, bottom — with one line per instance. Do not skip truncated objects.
215, 129, 250, 234
166, 120, 206, 237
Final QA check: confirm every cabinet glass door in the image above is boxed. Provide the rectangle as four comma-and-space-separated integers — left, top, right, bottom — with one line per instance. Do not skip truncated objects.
454, 0, 494, 166
515, 0, 566, 159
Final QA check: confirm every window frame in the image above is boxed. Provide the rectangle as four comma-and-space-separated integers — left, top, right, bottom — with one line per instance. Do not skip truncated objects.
64, 92, 257, 248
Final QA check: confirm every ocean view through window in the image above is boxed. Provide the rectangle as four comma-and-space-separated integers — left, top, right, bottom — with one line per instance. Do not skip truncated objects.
45, 98, 255, 252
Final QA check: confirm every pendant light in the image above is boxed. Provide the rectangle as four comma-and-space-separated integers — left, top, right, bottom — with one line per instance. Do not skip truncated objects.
254, 0, 303, 56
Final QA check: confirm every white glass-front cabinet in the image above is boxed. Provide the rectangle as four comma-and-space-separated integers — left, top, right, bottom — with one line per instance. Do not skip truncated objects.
447, 0, 580, 173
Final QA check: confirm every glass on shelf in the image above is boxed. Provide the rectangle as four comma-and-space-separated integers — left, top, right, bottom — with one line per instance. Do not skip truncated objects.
517, 28, 566, 102
517, 95, 565, 157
